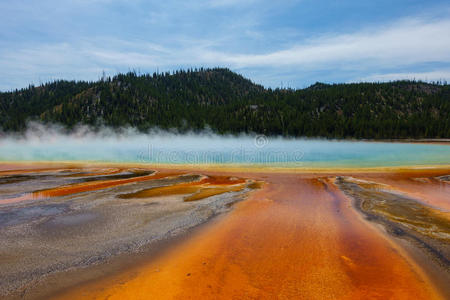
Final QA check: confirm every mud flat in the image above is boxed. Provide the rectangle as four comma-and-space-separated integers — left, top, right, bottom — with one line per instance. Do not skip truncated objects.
0, 164, 260, 299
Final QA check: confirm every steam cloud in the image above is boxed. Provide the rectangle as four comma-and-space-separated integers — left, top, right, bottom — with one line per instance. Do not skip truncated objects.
0, 122, 448, 167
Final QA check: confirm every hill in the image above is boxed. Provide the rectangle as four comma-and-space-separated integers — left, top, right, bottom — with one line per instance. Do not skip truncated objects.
1, 68, 449, 139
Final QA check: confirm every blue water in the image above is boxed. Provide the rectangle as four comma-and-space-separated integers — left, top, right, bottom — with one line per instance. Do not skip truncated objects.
1, 133, 449, 167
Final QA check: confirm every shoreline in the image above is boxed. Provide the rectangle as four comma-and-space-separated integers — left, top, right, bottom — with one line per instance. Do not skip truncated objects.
348, 138, 450, 145
1, 160, 450, 174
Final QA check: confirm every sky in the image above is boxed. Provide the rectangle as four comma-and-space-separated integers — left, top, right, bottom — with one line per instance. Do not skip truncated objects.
0, 0, 449, 91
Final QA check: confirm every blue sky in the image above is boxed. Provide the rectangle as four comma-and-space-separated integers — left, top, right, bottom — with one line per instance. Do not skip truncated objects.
1, 0, 449, 91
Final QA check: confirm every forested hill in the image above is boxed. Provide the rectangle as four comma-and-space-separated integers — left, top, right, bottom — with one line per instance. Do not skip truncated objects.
1, 68, 449, 139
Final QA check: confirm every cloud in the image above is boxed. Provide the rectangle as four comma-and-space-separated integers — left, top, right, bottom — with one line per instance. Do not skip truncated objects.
84, 17, 450, 78
8, 17, 449, 66
1, 5, 450, 90
200, 18, 450, 69
358, 69, 450, 82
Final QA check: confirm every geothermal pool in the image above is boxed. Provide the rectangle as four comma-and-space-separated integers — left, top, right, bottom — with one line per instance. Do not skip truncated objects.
1, 133, 450, 167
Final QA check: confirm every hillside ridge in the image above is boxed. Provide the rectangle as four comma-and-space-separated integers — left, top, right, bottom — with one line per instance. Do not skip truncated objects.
1, 68, 449, 138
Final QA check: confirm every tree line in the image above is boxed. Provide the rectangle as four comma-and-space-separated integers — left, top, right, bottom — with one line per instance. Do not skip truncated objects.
1, 68, 449, 139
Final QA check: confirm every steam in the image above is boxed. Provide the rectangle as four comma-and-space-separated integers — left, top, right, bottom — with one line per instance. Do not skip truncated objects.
0, 122, 449, 167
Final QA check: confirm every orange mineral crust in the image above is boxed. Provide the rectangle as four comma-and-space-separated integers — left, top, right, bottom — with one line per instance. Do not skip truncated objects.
119, 175, 249, 201
0, 170, 183, 205
358, 172, 450, 211
33, 171, 180, 198
57, 173, 442, 300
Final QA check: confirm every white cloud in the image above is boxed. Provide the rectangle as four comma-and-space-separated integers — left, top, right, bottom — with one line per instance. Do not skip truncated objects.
70, 17, 450, 71
77, 17, 450, 69
1, 14, 450, 90
358, 70, 450, 83
199, 18, 450, 68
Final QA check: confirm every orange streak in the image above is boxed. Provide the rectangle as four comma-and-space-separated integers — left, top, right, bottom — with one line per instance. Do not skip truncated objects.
364, 175, 450, 211
122, 185, 202, 198
0, 171, 182, 205
118, 175, 248, 200
0, 168, 77, 176
66, 168, 124, 177
35, 172, 182, 198
184, 184, 246, 202
57, 173, 442, 299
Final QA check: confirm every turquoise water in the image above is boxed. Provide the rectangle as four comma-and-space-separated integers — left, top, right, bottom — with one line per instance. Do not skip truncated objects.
0, 133, 449, 167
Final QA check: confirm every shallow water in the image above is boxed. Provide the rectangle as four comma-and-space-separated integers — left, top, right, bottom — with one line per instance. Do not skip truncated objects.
1, 134, 449, 167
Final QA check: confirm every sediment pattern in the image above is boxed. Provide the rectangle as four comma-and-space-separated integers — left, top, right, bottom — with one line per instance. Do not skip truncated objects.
334, 175, 450, 297
55, 170, 449, 300
1, 164, 449, 299
0, 167, 259, 298
335, 176, 450, 262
